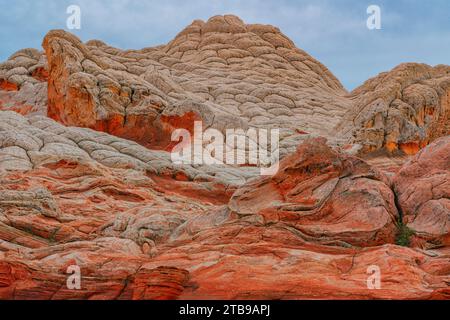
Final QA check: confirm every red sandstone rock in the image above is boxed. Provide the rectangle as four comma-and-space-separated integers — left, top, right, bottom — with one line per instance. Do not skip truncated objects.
0, 48, 48, 116
38, 19, 449, 157
0, 15, 449, 300
0, 112, 448, 300
336, 64, 450, 155
0, 80, 18, 91
229, 138, 398, 247
393, 137, 450, 248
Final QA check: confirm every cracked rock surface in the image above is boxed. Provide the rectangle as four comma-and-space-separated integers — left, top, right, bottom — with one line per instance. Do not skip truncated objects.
0, 15, 449, 300
0, 110, 448, 299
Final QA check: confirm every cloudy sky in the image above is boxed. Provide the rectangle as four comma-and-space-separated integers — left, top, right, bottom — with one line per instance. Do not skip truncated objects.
1, 0, 449, 90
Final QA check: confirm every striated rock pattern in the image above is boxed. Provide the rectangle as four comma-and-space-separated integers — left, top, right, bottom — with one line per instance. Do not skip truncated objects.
229, 138, 399, 247
0, 49, 48, 116
0, 110, 448, 299
393, 137, 450, 248
36, 15, 449, 157
1, 16, 448, 159
41, 16, 348, 154
337, 64, 450, 155
0, 15, 449, 300
2, 16, 448, 158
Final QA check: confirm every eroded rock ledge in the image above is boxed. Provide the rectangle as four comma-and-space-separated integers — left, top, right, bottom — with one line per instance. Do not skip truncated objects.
0, 111, 448, 299
0, 15, 448, 300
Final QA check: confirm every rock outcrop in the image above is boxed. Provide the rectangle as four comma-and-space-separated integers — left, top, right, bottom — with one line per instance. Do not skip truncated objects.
0, 49, 48, 116
41, 16, 351, 155
0, 15, 449, 300
0, 111, 448, 299
393, 136, 450, 248
2, 16, 448, 158
229, 138, 398, 247
336, 63, 450, 155
35, 16, 449, 157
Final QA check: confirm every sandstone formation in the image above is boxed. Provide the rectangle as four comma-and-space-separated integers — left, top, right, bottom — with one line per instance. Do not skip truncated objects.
2, 16, 448, 157
33, 15, 449, 157
393, 137, 450, 248
336, 63, 450, 155
0, 111, 448, 299
229, 138, 399, 247
0, 15, 449, 300
0, 49, 48, 116
40, 16, 350, 156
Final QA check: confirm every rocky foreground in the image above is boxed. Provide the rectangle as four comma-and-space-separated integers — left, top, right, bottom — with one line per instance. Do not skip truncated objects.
0, 15, 449, 300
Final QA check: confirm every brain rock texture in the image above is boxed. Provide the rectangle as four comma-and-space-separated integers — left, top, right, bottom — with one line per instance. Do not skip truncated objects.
0, 15, 449, 300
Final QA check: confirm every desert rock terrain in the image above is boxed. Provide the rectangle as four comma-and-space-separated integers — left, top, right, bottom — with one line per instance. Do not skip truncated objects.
0, 15, 448, 300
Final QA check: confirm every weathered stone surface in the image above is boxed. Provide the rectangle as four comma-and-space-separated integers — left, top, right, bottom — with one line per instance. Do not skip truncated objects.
2, 16, 448, 158
0, 249, 190, 300
0, 110, 257, 188
0, 110, 448, 299
393, 137, 450, 248
229, 138, 399, 247
336, 64, 450, 155
0, 49, 48, 116
38, 16, 449, 157
147, 241, 450, 300
41, 16, 348, 155
0, 15, 449, 300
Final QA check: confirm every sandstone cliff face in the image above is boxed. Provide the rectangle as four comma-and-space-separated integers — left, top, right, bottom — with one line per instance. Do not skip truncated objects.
41, 16, 351, 156
336, 64, 450, 155
229, 138, 399, 247
0, 15, 449, 300
2, 16, 448, 157
393, 137, 450, 248
36, 15, 449, 157
0, 110, 448, 299
0, 49, 48, 116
